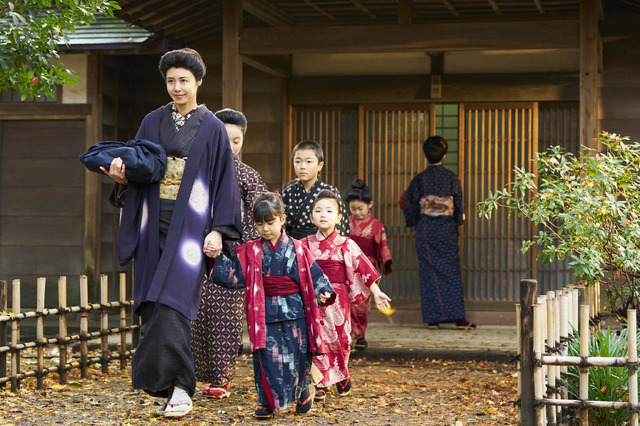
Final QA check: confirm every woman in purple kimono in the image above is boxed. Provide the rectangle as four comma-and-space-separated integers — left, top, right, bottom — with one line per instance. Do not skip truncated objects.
101, 48, 241, 418
403, 136, 475, 330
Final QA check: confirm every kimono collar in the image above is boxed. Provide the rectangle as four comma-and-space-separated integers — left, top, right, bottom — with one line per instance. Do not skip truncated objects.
353, 210, 373, 225
268, 232, 284, 252
315, 229, 339, 243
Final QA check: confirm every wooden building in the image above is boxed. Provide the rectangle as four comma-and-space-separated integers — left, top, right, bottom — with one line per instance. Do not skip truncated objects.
1, 0, 639, 323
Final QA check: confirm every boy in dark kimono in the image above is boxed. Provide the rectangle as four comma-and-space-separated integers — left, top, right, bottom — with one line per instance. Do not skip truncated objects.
403, 136, 476, 330
282, 140, 350, 239
210, 192, 335, 418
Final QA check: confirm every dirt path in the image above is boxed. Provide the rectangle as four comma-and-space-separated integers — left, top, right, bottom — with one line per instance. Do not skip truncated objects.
1, 354, 517, 425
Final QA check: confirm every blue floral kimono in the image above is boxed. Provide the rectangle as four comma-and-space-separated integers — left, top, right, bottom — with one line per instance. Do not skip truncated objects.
211, 233, 334, 412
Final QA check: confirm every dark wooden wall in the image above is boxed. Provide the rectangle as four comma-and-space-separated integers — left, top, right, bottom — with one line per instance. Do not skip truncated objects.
600, 8, 640, 141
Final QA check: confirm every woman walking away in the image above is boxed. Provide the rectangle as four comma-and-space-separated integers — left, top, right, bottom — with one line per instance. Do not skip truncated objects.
101, 48, 241, 418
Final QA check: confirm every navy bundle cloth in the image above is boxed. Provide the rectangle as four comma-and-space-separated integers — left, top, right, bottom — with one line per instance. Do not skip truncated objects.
79, 139, 167, 183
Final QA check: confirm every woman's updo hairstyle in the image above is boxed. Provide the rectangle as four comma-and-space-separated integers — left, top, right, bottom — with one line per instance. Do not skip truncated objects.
158, 48, 206, 81
344, 178, 372, 204
253, 192, 285, 223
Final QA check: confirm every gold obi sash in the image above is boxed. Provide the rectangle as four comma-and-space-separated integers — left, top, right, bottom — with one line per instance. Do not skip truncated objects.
160, 156, 186, 200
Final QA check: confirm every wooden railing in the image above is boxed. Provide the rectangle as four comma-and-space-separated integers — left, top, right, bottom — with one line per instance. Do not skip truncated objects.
0, 274, 140, 392
517, 279, 639, 426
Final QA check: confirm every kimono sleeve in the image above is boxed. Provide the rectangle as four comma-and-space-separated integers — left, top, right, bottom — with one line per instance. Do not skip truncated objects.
453, 176, 465, 226
210, 250, 246, 290
346, 239, 381, 305
403, 174, 422, 227
375, 224, 393, 275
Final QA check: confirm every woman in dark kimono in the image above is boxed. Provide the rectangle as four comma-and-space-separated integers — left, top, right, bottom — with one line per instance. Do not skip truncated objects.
403, 136, 475, 330
101, 48, 241, 418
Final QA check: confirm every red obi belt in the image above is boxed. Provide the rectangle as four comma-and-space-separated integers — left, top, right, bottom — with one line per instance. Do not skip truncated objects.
350, 235, 376, 259
315, 259, 346, 284
263, 275, 300, 296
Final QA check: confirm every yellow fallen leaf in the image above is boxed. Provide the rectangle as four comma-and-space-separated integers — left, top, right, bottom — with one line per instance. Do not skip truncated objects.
377, 305, 396, 315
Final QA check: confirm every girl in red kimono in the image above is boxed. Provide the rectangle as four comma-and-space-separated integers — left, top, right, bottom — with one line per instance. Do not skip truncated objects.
209, 192, 335, 419
345, 179, 393, 350
301, 190, 391, 401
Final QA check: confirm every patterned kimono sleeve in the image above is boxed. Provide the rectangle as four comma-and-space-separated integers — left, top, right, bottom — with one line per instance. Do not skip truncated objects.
346, 239, 381, 305
281, 184, 295, 235
403, 174, 422, 227
336, 195, 351, 237
210, 251, 246, 290
308, 260, 335, 303
453, 177, 465, 226
375, 224, 393, 274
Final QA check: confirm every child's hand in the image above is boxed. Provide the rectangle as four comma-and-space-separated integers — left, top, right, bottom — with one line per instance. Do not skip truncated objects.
319, 291, 332, 304
373, 291, 391, 311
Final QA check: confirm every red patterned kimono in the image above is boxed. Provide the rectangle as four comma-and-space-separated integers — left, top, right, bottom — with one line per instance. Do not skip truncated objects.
301, 230, 380, 387
349, 212, 393, 341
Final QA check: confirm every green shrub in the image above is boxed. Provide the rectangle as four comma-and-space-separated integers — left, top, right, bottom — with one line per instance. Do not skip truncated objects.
563, 327, 636, 424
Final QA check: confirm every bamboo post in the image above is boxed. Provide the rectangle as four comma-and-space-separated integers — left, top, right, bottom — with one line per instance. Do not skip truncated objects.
519, 279, 538, 425
119, 273, 127, 370
100, 274, 109, 374
11, 279, 21, 392
516, 303, 522, 425
58, 276, 68, 384
36, 277, 46, 390
629, 309, 638, 426
546, 292, 557, 424
579, 304, 590, 426
80, 275, 89, 378
572, 288, 579, 332
0, 280, 6, 389
560, 294, 569, 382
533, 303, 546, 425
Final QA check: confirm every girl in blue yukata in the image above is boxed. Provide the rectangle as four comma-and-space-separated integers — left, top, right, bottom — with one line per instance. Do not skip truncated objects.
209, 192, 336, 419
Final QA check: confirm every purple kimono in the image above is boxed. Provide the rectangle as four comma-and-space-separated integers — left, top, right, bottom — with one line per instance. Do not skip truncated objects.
117, 104, 241, 321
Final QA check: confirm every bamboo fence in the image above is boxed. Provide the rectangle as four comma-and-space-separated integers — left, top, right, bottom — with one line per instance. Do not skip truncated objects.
517, 278, 639, 426
0, 273, 140, 392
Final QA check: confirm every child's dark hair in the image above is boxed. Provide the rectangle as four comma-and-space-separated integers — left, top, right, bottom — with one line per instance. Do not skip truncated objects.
158, 48, 206, 81
312, 189, 341, 210
423, 135, 448, 164
344, 178, 372, 204
214, 108, 247, 134
292, 140, 324, 163
253, 192, 285, 223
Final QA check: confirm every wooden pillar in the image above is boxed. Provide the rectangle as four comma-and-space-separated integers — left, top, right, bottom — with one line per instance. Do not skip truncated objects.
519, 279, 538, 425
83, 53, 102, 291
579, 0, 599, 151
222, 0, 243, 111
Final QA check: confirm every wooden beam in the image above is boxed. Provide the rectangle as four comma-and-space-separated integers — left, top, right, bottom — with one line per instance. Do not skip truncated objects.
0, 103, 92, 118
580, 0, 599, 149
222, 0, 242, 110
243, 55, 290, 79
243, 0, 294, 27
240, 20, 580, 55
398, 0, 413, 25
351, 0, 376, 19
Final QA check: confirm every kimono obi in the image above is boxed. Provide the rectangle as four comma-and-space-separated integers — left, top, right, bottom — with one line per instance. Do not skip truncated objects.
263, 275, 300, 296
419, 195, 454, 217
315, 259, 346, 284
350, 235, 376, 259
160, 155, 186, 200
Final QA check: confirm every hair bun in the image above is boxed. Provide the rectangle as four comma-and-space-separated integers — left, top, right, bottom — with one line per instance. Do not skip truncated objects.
351, 178, 367, 190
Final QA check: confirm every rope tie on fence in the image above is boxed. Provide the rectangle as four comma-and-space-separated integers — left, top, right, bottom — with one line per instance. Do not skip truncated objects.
510, 398, 521, 407
78, 306, 91, 313
579, 356, 589, 367
58, 306, 71, 314
626, 360, 640, 374
100, 303, 112, 310
578, 399, 589, 409
534, 358, 544, 368
546, 383, 563, 395
508, 353, 520, 363
627, 404, 640, 415
34, 311, 47, 318
545, 343, 563, 355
